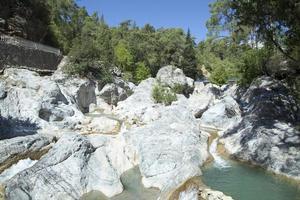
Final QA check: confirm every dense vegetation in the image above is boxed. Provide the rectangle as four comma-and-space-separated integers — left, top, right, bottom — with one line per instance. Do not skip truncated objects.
0, 0, 299, 88
200, 0, 300, 86
65, 18, 199, 83
0, 0, 198, 83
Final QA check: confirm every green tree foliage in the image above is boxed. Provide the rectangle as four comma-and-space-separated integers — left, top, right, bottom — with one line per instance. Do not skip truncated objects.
232, 0, 300, 62
4, 1, 200, 82
207, 0, 300, 65
114, 40, 134, 72
238, 48, 271, 85
66, 14, 112, 82
182, 29, 198, 79
46, 0, 88, 53
135, 62, 151, 83
200, 0, 300, 85
197, 37, 241, 85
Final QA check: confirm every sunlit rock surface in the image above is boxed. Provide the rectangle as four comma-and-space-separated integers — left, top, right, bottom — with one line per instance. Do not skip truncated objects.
5, 134, 133, 199
122, 103, 209, 191
200, 96, 242, 132
221, 76, 300, 179
156, 65, 194, 95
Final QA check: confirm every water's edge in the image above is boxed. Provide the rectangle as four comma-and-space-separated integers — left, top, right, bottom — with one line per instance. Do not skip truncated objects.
202, 129, 300, 200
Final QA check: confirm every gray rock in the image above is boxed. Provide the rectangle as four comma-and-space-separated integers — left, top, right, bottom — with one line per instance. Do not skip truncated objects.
0, 82, 6, 99
188, 82, 220, 118
5, 134, 132, 199
0, 134, 53, 174
156, 65, 194, 95
98, 78, 133, 105
76, 80, 96, 113
79, 115, 121, 135
165, 177, 233, 200
221, 76, 300, 179
53, 71, 96, 113
200, 96, 242, 131
0, 68, 84, 131
0, 67, 103, 135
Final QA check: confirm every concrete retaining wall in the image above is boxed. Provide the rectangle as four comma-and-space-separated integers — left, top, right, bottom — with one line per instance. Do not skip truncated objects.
0, 35, 62, 72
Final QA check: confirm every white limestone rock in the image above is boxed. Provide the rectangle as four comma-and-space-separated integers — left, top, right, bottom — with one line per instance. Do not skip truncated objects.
5, 134, 133, 199
200, 96, 242, 131
156, 65, 194, 95
123, 104, 209, 191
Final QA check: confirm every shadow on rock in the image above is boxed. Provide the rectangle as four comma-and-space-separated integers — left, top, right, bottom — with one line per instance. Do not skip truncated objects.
0, 116, 39, 140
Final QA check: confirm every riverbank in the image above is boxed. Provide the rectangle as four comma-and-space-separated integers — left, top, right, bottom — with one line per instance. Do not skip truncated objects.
201, 129, 300, 200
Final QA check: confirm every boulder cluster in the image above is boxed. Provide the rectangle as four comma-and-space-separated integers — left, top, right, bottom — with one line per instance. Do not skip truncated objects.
0, 63, 299, 200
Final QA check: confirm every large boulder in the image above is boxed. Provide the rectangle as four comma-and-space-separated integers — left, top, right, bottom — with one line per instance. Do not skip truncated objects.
97, 78, 134, 106
188, 82, 220, 118
0, 69, 82, 131
0, 68, 98, 133
52, 70, 96, 113
116, 75, 209, 193
199, 96, 242, 131
116, 78, 163, 126
123, 103, 209, 191
156, 66, 194, 95
221, 76, 300, 179
5, 134, 133, 199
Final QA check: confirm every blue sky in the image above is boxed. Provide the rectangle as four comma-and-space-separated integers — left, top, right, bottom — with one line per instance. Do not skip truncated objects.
77, 0, 215, 42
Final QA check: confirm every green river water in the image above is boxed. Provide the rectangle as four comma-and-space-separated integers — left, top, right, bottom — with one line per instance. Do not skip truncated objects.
81, 167, 160, 200
202, 160, 300, 200
81, 122, 300, 200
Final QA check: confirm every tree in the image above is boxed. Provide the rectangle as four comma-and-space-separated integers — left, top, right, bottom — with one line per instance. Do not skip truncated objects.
207, 0, 300, 63
114, 40, 134, 72
95, 18, 114, 65
182, 29, 198, 78
47, 0, 88, 53
66, 14, 112, 83
135, 62, 151, 83
158, 28, 186, 68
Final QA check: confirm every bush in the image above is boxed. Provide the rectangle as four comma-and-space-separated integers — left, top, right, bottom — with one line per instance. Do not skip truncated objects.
171, 83, 185, 94
122, 71, 134, 82
135, 62, 151, 83
152, 84, 177, 106
65, 36, 113, 84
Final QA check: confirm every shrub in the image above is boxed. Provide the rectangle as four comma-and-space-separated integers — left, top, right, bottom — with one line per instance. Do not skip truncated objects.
152, 84, 177, 106
122, 71, 134, 82
171, 83, 185, 94
135, 62, 151, 83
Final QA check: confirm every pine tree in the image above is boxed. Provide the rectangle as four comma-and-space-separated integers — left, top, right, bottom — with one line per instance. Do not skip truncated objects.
182, 29, 197, 79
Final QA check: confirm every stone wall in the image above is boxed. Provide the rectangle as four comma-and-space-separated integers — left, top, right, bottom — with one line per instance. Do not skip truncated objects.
0, 35, 62, 72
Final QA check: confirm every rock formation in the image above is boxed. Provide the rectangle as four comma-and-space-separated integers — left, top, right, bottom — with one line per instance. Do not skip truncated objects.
2, 63, 299, 199
221, 76, 300, 179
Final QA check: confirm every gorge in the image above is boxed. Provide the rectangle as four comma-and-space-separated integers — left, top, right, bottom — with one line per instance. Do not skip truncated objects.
0, 64, 299, 200
1, 0, 300, 199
